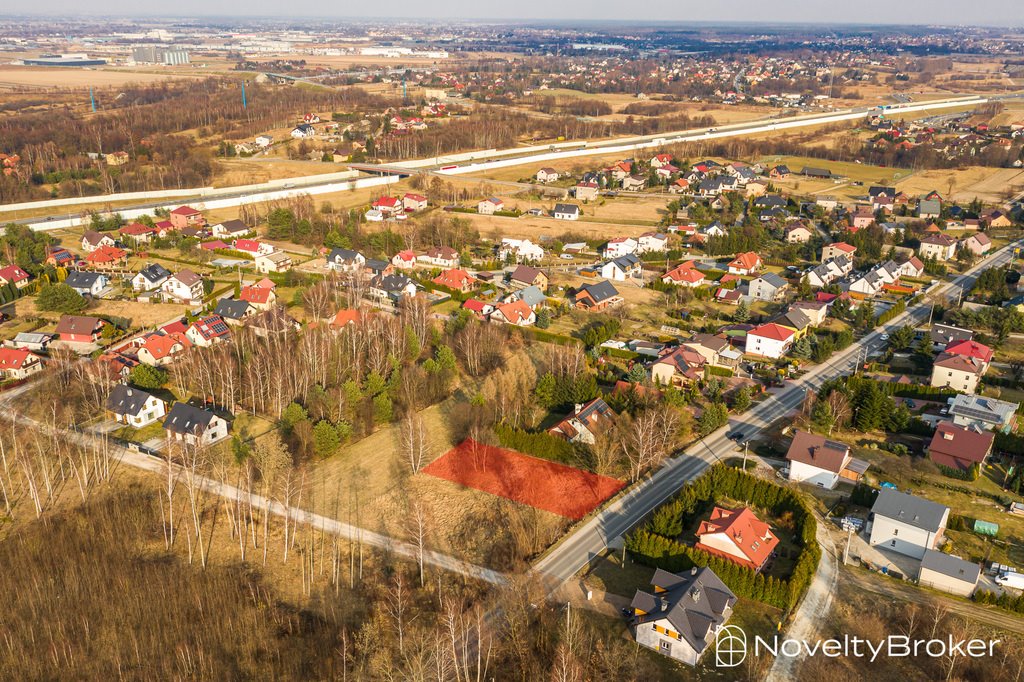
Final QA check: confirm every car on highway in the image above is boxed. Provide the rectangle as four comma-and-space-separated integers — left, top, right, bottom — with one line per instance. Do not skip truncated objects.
727, 431, 745, 442
880, 333, 890, 341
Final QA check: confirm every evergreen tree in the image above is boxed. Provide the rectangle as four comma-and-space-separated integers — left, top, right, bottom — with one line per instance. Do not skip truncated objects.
733, 301, 750, 323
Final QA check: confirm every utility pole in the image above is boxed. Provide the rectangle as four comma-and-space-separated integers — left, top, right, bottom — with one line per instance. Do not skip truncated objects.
843, 526, 853, 565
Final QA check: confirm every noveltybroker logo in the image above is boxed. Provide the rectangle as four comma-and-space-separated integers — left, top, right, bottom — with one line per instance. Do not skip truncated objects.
713, 625, 1000, 667
715, 624, 748, 667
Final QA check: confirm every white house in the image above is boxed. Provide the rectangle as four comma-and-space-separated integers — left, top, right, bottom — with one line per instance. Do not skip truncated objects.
918, 550, 980, 597
326, 248, 367, 273
600, 254, 642, 281
748, 273, 788, 302
64, 271, 109, 297
106, 385, 166, 428
291, 123, 315, 139
918, 234, 957, 261
629, 567, 736, 666
418, 246, 460, 268
552, 203, 580, 220
785, 430, 868, 489
498, 238, 544, 262
603, 237, 638, 258
536, 167, 560, 182
745, 323, 794, 359
478, 197, 504, 214
211, 220, 252, 239
637, 232, 668, 253
163, 402, 229, 447
254, 251, 293, 273
81, 231, 115, 253
161, 270, 205, 303
868, 489, 949, 560
132, 263, 171, 291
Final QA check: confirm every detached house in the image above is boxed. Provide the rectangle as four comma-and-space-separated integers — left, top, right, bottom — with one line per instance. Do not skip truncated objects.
785, 430, 868, 489
55, 315, 105, 344
65, 271, 108, 297
821, 242, 856, 262
948, 394, 1018, 433
745, 323, 795, 359
727, 252, 761, 276
185, 315, 231, 347
536, 167, 559, 182
0, 347, 43, 380
662, 262, 705, 288
603, 237, 638, 258
477, 197, 504, 215
574, 281, 622, 310
695, 506, 779, 572
961, 233, 991, 256
650, 347, 706, 386
629, 568, 737, 666
239, 279, 277, 311
637, 232, 668, 253
391, 250, 417, 270
600, 254, 642, 281
211, 220, 251, 239
106, 385, 166, 428
785, 224, 814, 243
868, 489, 949, 560
489, 300, 536, 326
327, 248, 367, 273
748, 272, 788, 302
169, 206, 206, 229
132, 263, 172, 291
403, 193, 428, 212
163, 402, 229, 447
137, 332, 190, 366
548, 398, 614, 444
0, 265, 31, 290
552, 203, 580, 220
81, 231, 115, 253
928, 423, 994, 473
162, 270, 204, 303
419, 246, 460, 268
432, 268, 476, 292
509, 265, 548, 291
918, 234, 957, 261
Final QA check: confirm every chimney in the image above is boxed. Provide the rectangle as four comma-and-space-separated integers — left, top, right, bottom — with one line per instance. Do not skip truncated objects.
943, 431, 954, 440
690, 586, 701, 603
126, 388, 133, 396
691, 566, 698, 576
574, 403, 583, 415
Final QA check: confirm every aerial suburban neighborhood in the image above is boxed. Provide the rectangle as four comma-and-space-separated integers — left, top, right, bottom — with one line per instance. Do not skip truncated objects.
1, 10, 1024, 682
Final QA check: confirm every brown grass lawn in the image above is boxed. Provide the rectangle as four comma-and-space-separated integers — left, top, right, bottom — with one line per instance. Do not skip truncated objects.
897, 167, 1024, 204
11, 295, 191, 330
302, 402, 567, 567
0, 66, 203, 90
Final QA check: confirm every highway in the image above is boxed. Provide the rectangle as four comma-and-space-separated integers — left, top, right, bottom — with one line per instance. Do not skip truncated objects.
533, 239, 1022, 586
4, 92, 1009, 232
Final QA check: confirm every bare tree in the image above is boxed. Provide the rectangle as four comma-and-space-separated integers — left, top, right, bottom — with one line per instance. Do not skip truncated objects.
400, 410, 430, 473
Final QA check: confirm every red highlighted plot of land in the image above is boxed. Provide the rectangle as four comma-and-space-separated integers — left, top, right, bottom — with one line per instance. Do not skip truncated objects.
423, 439, 625, 520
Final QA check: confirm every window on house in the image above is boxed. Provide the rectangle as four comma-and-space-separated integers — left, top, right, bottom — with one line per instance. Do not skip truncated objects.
890, 540, 896, 547
893, 529, 898, 536
659, 640, 672, 654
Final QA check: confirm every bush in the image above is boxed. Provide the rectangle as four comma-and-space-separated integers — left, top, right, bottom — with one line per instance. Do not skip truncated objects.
129, 364, 168, 390
494, 424, 577, 464
36, 284, 87, 313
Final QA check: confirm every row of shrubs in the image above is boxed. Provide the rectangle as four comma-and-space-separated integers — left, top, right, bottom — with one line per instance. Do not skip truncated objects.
625, 463, 820, 611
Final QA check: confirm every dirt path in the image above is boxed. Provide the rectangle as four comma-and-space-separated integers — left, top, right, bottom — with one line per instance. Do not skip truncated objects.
764, 513, 839, 682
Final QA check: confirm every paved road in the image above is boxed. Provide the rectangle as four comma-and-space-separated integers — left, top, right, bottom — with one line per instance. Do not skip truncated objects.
533, 239, 1023, 587
6, 93, 1004, 230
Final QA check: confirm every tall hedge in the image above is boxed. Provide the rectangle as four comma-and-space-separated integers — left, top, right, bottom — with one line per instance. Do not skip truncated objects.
626, 463, 820, 611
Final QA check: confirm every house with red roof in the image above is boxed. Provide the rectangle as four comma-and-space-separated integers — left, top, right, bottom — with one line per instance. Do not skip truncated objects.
432, 268, 476, 292
477, 197, 504, 215
695, 506, 779, 572
200, 240, 230, 251
0, 347, 43, 379
462, 299, 495, 318
489, 300, 536, 326
119, 222, 156, 243
821, 242, 856, 262
233, 239, 275, 257
928, 423, 994, 473
931, 353, 986, 394
727, 251, 762, 276
0, 264, 31, 290
185, 315, 231, 347
169, 206, 206, 229
239, 283, 278, 310
85, 245, 128, 266
372, 195, 404, 216
137, 332, 191, 366
662, 262, 706, 288
785, 430, 868, 489
961, 233, 992, 256
944, 339, 993, 370
745, 323, 795, 359
391, 250, 417, 270
45, 247, 76, 268
329, 308, 362, 330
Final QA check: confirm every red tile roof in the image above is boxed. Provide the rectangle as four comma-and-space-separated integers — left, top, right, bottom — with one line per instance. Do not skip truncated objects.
0, 264, 30, 283
239, 284, 273, 304
330, 309, 362, 328
0, 347, 37, 370
170, 206, 201, 216
696, 506, 779, 571
944, 339, 993, 364
728, 251, 761, 271
750, 323, 795, 342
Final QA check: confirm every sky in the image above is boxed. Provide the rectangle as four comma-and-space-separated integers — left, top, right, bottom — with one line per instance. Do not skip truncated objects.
9, 1, 1024, 25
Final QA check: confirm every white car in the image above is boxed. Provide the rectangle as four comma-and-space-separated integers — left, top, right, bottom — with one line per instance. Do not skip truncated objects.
560, 254, 574, 260
880, 333, 890, 341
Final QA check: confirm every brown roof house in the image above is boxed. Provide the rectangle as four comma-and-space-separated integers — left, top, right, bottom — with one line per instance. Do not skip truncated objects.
928, 423, 994, 474
785, 430, 869, 489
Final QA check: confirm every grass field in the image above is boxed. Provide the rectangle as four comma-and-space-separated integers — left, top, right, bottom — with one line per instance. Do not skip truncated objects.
0, 66, 203, 90
302, 402, 568, 567
10, 295, 190, 330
